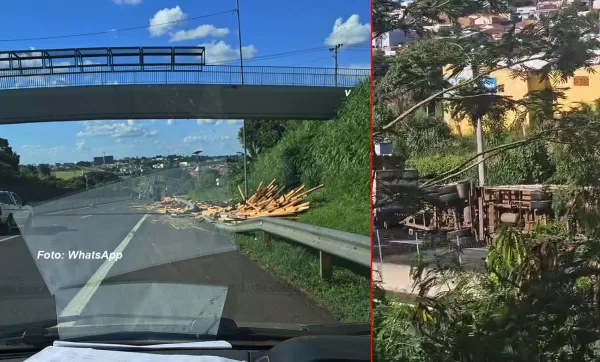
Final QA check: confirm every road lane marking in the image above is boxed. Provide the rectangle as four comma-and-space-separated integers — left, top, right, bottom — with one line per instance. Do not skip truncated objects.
80, 215, 92, 219
45, 206, 90, 215
109, 208, 115, 211
0, 235, 19, 243
58, 213, 149, 327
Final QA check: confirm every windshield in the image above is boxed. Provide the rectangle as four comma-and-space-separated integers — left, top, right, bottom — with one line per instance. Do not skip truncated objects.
0, 193, 12, 205
0, 0, 370, 348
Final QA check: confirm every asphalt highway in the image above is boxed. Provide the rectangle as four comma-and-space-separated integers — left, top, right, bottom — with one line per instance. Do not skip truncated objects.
0, 200, 335, 334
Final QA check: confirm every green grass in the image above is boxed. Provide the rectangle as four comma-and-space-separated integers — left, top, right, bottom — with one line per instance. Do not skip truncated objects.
52, 170, 84, 179
233, 232, 370, 322
190, 185, 233, 202
299, 193, 370, 236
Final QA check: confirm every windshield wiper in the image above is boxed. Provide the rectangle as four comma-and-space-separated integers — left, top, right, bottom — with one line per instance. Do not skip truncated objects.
0, 317, 368, 348
225, 322, 370, 340
0, 315, 239, 348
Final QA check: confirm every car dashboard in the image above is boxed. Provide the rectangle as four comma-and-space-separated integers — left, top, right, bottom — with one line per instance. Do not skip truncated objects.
0, 335, 369, 361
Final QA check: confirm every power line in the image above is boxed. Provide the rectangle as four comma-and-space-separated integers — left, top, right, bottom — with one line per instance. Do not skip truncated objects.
209, 43, 369, 66
209, 47, 329, 66
0, 9, 236, 42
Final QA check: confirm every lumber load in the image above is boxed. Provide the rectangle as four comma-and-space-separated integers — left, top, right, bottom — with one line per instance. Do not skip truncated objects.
146, 181, 323, 223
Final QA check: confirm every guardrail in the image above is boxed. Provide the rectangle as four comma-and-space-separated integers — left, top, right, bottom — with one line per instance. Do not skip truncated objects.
177, 198, 369, 279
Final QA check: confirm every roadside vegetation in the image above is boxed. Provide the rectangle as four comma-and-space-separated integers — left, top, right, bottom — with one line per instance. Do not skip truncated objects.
189, 80, 370, 322
373, 0, 600, 360
0, 139, 122, 202
51, 170, 86, 179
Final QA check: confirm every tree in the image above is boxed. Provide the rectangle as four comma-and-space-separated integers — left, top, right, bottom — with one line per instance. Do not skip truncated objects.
237, 120, 299, 159
76, 161, 91, 167
0, 138, 20, 171
37, 164, 51, 177
22, 164, 38, 175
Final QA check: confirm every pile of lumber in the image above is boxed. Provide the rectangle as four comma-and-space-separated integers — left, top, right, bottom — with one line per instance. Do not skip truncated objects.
147, 180, 323, 223
205, 180, 323, 222
147, 197, 189, 214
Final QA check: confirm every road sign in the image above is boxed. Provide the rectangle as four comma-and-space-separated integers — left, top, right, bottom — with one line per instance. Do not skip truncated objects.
482, 76, 497, 93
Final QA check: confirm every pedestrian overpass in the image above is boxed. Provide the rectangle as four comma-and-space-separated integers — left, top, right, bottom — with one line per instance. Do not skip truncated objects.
0, 46, 369, 123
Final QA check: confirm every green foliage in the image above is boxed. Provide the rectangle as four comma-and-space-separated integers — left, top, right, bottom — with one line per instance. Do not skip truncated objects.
0, 138, 20, 171
373, 301, 425, 362
37, 164, 51, 177
402, 228, 600, 361
239, 80, 370, 233
408, 153, 476, 182
485, 227, 527, 285
237, 120, 301, 159
486, 141, 555, 186
392, 110, 454, 156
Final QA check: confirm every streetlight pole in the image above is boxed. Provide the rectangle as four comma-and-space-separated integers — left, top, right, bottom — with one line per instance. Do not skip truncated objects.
235, 0, 248, 196
329, 44, 343, 87
446, 38, 487, 243
471, 61, 486, 244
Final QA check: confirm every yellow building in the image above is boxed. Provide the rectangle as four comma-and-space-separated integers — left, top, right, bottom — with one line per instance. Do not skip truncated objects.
444, 59, 600, 136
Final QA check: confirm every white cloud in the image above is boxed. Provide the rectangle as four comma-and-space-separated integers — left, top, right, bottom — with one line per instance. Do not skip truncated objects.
324, 14, 370, 46
77, 121, 158, 138
200, 41, 257, 64
113, 0, 142, 4
20, 145, 66, 154
76, 139, 86, 151
196, 119, 225, 126
154, 140, 161, 144
170, 24, 229, 42
345, 63, 371, 69
183, 135, 208, 143
127, 119, 135, 125
227, 119, 243, 125
167, 119, 176, 125
149, 6, 187, 37
183, 135, 232, 143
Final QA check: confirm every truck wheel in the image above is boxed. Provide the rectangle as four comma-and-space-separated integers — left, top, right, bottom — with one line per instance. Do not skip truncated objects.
438, 185, 458, 195
530, 190, 551, 201
531, 200, 552, 211
439, 192, 461, 204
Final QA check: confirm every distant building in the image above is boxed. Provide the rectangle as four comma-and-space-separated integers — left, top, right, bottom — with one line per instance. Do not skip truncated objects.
93, 155, 115, 166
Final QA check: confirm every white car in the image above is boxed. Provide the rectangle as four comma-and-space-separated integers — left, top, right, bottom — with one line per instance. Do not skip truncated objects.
0, 191, 34, 234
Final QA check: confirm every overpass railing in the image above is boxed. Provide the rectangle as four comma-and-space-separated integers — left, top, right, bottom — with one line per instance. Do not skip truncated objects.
0, 65, 368, 89
0, 47, 368, 88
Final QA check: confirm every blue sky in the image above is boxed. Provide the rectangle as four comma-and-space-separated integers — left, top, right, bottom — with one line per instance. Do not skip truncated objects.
0, 0, 370, 165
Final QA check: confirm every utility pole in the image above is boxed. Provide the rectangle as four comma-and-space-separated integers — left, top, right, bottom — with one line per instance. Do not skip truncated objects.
102, 151, 106, 166
236, 0, 248, 197
329, 44, 343, 87
471, 61, 487, 244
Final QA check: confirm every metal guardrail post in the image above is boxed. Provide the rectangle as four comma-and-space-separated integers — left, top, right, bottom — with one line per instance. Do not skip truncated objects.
320, 251, 333, 280
263, 231, 271, 243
